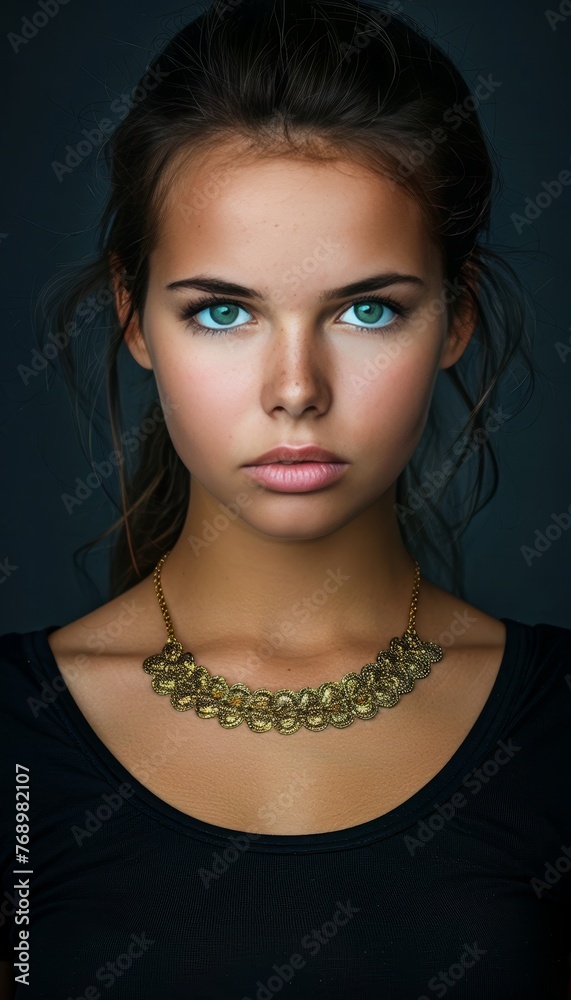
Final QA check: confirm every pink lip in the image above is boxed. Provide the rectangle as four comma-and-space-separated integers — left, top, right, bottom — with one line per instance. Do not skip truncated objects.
245, 444, 345, 465
243, 461, 349, 492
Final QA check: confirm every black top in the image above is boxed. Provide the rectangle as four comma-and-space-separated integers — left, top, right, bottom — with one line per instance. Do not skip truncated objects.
1, 618, 571, 999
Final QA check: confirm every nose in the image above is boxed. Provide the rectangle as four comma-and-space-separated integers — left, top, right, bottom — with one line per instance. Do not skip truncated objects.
260, 322, 332, 420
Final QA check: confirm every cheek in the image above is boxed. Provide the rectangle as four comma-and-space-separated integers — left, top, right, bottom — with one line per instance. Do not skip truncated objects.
154, 353, 250, 467
346, 348, 439, 455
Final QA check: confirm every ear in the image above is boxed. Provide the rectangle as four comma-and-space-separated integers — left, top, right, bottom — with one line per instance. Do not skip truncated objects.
438, 264, 479, 371
109, 255, 154, 371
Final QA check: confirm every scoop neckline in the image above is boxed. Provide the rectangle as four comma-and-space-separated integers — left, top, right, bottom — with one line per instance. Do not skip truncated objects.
24, 617, 528, 854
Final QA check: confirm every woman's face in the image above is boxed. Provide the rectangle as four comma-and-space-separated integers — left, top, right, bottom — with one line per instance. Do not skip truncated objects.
122, 146, 474, 539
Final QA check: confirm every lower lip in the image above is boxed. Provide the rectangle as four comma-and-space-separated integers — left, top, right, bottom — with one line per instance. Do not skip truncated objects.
243, 461, 349, 492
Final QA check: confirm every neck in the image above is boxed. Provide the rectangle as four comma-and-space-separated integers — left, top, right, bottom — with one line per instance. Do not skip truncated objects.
157, 480, 420, 665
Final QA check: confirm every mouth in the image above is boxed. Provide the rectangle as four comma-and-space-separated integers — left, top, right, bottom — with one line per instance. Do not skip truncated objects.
242, 457, 349, 493
244, 445, 346, 466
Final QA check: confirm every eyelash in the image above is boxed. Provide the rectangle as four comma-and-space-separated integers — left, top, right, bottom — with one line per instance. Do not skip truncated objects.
178, 293, 411, 336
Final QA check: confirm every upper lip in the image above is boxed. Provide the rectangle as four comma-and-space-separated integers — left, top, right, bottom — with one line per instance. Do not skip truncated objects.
244, 445, 346, 465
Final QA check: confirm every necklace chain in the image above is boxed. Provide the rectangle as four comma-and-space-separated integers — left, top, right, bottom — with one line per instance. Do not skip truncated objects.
142, 549, 444, 734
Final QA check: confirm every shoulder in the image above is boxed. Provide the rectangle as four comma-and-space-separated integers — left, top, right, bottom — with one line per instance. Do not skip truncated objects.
418, 580, 571, 701
0, 626, 70, 761
46, 577, 155, 663
47, 575, 509, 678
420, 577, 571, 649
46, 575, 510, 661
419, 579, 507, 653
42, 572, 571, 683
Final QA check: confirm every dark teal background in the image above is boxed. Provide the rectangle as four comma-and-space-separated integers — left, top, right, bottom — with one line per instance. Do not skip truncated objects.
1, 0, 570, 631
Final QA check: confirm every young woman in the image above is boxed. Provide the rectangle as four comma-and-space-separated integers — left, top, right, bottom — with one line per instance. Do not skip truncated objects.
1, 0, 570, 996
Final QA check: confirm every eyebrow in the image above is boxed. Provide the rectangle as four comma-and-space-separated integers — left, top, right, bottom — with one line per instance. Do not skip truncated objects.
165, 272, 425, 301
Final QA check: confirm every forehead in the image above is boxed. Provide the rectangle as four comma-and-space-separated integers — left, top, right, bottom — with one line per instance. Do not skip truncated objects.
152, 141, 438, 282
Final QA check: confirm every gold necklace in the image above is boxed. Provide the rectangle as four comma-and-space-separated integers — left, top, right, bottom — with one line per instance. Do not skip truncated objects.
142, 550, 444, 735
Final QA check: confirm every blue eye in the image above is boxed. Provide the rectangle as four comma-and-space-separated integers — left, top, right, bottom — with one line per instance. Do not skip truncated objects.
338, 298, 400, 329
179, 293, 408, 336
185, 301, 252, 332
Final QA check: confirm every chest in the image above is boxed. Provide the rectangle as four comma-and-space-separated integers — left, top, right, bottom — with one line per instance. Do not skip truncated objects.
55, 643, 504, 836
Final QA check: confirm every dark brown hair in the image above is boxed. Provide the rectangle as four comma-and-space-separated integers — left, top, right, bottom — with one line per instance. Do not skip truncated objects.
37, 0, 535, 599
